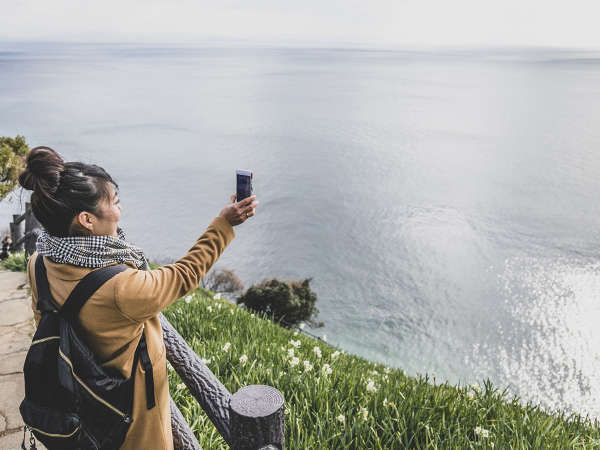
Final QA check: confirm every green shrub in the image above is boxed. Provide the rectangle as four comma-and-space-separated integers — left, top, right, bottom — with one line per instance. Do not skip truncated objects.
0, 251, 27, 272
237, 278, 323, 328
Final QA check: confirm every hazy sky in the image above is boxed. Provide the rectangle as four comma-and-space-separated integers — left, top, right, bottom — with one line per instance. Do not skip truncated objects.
2, 0, 600, 48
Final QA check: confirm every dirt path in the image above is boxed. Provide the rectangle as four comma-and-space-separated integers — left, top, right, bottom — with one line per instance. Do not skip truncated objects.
0, 270, 35, 449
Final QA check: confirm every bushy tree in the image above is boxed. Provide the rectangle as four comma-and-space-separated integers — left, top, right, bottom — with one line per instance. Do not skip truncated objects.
237, 278, 323, 328
0, 136, 30, 201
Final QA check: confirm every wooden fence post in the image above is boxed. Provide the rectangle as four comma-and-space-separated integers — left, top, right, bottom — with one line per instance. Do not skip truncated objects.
10, 215, 24, 252
24, 202, 41, 255
170, 398, 202, 450
159, 313, 233, 443
230, 385, 285, 450
160, 313, 286, 449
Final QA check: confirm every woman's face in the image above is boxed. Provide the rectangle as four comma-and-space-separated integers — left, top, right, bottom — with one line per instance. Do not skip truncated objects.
73, 183, 122, 237
93, 184, 122, 237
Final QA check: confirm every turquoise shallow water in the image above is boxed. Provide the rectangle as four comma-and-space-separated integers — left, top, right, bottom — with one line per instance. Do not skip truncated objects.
2, 42, 600, 417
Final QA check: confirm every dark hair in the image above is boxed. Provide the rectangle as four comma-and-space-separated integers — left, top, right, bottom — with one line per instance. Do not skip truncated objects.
18, 146, 119, 237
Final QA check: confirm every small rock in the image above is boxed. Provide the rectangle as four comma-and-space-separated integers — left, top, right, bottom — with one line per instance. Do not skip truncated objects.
0, 373, 25, 429
0, 351, 26, 375
0, 299, 32, 327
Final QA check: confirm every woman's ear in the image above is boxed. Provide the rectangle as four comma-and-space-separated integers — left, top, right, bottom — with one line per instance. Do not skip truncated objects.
76, 211, 95, 232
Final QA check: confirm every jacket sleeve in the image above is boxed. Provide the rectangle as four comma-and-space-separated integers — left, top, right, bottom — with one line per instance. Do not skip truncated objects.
114, 216, 235, 323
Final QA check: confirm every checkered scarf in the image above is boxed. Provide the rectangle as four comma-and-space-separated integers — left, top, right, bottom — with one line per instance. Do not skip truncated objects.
36, 227, 150, 270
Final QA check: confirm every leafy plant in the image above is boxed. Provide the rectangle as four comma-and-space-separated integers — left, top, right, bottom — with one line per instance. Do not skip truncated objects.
237, 278, 323, 328
0, 136, 30, 201
0, 251, 28, 272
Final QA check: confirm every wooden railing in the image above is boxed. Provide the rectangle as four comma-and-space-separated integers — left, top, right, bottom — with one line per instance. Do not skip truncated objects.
161, 314, 285, 450
9, 202, 42, 255
9, 204, 286, 450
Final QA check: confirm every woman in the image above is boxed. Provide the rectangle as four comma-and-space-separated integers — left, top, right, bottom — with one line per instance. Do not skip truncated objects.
19, 146, 258, 449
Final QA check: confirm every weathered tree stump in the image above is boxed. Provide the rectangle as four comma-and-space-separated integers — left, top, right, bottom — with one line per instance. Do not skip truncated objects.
230, 385, 285, 450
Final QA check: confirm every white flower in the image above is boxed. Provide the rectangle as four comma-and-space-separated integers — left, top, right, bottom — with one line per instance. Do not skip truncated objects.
184, 295, 192, 304
167, 361, 174, 372
383, 375, 389, 382
299, 323, 306, 330
217, 303, 222, 309
289, 339, 301, 348
287, 348, 295, 358
176, 383, 185, 390
471, 384, 481, 393
322, 334, 327, 342
337, 414, 345, 425
250, 313, 255, 317
474, 426, 490, 438
383, 398, 388, 407
207, 306, 213, 312
303, 360, 313, 372
200, 358, 211, 365
222, 342, 231, 352
331, 350, 340, 359
366, 379, 378, 393
213, 293, 222, 300
230, 309, 234, 315
371, 369, 379, 376
293, 330, 299, 336
321, 364, 332, 376
239, 354, 248, 366
360, 407, 369, 422
289, 357, 300, 367
279, 371, 286, 377
384, 367, 392, 374
313, 346, 322, 359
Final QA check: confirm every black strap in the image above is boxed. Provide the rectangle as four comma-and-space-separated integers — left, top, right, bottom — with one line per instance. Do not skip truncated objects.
60, 263, 156, 409
60, 264, 128, 324
34, 256, 57, 313
137, 333, 156, 410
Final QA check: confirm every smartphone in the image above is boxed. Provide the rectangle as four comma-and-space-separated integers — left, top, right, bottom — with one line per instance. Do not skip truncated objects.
236, 169, 253, 202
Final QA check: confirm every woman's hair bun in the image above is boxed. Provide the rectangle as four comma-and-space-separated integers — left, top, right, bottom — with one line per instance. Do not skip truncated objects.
18, 146, 65, 194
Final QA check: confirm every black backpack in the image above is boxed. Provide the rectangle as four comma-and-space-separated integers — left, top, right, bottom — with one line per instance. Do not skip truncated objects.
20, 256, 156, 449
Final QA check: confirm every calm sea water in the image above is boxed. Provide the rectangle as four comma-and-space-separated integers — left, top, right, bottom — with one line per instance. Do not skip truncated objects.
2, 42, 600, 418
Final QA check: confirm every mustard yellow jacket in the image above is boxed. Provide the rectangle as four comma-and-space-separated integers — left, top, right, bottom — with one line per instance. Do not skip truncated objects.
27, 216, 235, 450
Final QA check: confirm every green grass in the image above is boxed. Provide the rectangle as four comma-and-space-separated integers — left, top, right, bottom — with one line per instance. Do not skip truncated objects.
164, 290, 600, 449
0, 251, 27, 271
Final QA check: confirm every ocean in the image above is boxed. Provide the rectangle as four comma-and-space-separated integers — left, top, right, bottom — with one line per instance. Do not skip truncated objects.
2, 42, 600, 417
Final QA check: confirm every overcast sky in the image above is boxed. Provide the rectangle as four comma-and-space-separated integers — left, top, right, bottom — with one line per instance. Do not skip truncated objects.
2, 0, 600, 48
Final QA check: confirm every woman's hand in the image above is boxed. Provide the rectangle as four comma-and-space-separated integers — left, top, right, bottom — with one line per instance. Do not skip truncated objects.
219, 194, 259, 226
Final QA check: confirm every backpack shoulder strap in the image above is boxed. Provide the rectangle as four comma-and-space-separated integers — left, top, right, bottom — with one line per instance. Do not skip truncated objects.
57, 263, 157, 411
60, 264, 128, 324
34, 256, 58, 313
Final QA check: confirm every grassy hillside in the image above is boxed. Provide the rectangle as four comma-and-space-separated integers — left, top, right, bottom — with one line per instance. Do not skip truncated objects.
165, 290, 600, 449
6, 251, 598, 447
